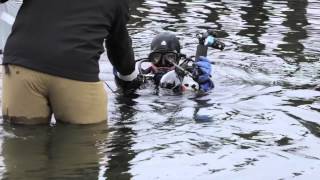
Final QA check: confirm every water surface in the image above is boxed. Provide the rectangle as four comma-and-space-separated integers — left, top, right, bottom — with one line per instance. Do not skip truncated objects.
1, 0, 320, 179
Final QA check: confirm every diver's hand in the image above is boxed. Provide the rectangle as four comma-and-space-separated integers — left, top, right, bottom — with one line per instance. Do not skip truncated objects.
160, 70, 182, 90
192, 56, 214, 92
113, 68, 143, 95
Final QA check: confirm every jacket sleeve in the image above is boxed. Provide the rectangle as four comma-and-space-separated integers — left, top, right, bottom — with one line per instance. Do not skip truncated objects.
0, 0, 9, 3
105, 0, 135, 76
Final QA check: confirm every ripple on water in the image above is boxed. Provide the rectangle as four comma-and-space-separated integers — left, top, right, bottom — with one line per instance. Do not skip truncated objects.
0, 0, 320, 179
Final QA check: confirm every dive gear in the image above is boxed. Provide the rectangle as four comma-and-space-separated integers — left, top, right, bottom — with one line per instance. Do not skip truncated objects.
151, 32, 181, 53
148, 51, 179, 67
138, 30, 224, 92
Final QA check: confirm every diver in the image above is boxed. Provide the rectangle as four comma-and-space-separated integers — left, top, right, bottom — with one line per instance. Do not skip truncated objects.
134, 31, 224, 93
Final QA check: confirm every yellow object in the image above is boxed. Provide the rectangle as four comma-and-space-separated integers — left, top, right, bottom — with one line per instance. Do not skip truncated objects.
2, 65, 108, 124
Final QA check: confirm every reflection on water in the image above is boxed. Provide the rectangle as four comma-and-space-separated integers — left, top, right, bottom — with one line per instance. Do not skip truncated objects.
277, 0, 309, 64
0, 123, 108, 180
237, 0, 269, 53
1, 0, 320, 179
102, 96, 138, 180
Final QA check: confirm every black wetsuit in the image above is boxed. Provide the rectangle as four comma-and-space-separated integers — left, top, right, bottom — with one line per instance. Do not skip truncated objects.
0, 0, 135, 82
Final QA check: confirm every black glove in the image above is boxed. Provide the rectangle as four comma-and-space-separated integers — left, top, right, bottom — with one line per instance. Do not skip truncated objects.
114, 69, 143, 95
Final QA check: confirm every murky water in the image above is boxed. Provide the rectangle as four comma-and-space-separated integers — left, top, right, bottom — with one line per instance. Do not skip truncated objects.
1, 0, 320, 179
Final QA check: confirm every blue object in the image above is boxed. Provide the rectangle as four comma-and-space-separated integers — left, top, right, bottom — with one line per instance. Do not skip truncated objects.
195, 115, 213, 123
205, 36, 215, 47
194, 56, 214, 92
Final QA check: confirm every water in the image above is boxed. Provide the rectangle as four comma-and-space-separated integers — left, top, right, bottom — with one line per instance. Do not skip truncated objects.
1, 0, 320, 179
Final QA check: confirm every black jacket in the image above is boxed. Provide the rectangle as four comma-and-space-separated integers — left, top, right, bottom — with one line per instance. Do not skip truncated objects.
1, 0, 135, 82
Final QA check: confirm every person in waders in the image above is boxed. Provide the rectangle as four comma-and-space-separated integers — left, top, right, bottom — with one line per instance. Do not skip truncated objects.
0, 0, 142, 125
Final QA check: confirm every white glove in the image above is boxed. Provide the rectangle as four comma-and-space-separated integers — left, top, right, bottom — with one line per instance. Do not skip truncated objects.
159, 70, 182, 90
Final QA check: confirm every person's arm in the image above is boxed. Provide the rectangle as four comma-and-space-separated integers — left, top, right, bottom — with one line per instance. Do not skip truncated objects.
106, 0, 137, 81
106, 0, 143, 94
